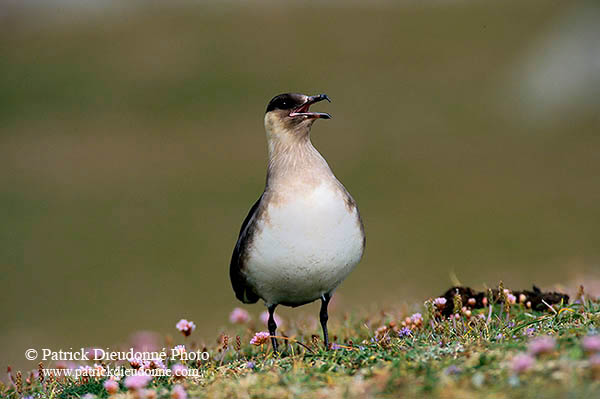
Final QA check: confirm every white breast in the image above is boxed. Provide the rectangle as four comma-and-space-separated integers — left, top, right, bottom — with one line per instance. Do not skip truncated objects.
245, 182, 364, 306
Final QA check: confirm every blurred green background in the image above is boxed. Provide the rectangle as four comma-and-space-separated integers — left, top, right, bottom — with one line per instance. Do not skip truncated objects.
1, 0, 599, 371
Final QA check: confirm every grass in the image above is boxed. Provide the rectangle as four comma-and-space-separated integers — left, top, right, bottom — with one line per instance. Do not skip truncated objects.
2, 287, 599, 398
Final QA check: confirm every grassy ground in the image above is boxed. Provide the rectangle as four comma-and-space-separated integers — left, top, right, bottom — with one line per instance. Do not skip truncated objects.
2, 287, 599, 399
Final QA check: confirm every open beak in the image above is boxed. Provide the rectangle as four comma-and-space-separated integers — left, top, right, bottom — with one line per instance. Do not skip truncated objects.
289, 94, 332, 119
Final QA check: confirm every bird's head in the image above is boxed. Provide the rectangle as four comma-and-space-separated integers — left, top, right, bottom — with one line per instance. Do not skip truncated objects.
264, 93, 331, 140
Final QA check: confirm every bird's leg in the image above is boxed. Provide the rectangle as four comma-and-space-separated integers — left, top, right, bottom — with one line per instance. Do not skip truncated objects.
319, 293, 332, 350
267, 304, 279, 353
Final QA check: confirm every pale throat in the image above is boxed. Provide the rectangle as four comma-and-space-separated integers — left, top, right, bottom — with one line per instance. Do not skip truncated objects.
265, 133, 334, 191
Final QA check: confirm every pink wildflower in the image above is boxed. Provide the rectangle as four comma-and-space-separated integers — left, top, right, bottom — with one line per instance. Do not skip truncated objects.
130, 331, 161, 352
250, 331, 271, 346
527, 336, 556, 356
129, 358, 143, 369
175, 319, 196, 337
259, 311, 283, 327
433, 297, 447, 308
172, 345, 186, 356
511, 353, 535, 373
507, 294, 516, 304
582, 335, 600, 353
171, 364, 188, 379
229, 308, 251, 324
55, 361, 76, 370
103, 379, 119, 395
124, 374, 152, 391
410, 313, 423, 324
171, 384, 187, 399
85, 348, 103, 361
142, 359, 166, 371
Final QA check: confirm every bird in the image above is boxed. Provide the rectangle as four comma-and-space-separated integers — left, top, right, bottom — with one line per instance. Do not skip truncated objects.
229, 93, 365, 352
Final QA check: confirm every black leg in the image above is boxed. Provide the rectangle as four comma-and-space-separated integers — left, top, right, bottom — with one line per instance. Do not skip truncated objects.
267, 304, 279, 353
320, 293, 331, 350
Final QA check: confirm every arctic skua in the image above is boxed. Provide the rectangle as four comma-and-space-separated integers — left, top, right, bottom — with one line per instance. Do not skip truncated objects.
230, 93, 365, 351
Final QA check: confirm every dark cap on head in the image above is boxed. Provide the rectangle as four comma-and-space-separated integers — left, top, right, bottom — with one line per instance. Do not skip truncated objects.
266, 93, 307, 113
265, 93, 332, 119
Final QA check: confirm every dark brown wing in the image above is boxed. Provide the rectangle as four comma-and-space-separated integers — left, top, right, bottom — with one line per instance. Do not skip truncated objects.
229, 195, 262, 304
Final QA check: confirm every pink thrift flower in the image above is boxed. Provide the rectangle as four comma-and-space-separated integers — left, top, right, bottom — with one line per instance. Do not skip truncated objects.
171, 364, 188, 378
55, 361, 76, 370
142, 359, 166, 370
103, 379, 119, 395
229, 308, 251, 324
171, 345, 186, 360
507, 294, 516, 304
124, 374, 152, 391
171, 384, 187, 399
512, 353, 535, 373
175, 319, 196, 337
410, 313, 423, 324
259, 311, 283, 327
130, 331, 161, 352
582, 335, 600, 353
250, 331, 271, 346
433, 297, 447, 308
528, 336, 556, 356
129, 358, 143, 369
86, 348, 103, 361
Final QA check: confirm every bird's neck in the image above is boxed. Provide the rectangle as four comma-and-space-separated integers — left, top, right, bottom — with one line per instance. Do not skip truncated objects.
266, 134, 334, 189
